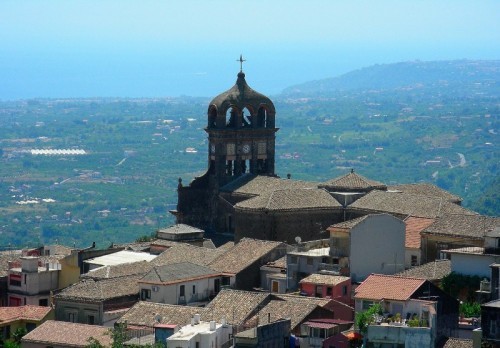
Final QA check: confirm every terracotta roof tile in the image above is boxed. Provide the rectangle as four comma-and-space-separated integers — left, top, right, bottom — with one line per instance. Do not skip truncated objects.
203, 289, 271, 325
221, 174, 317, 195
404, 216, 435, 249
118, 301, 201, 328
442, 338, 473, 348
422, 214, 499, 239
0, 305, 52, 324
299, 274, 350, 286
328, 215, 374, 231
354, 274, 426, 301
55, 275, 140, 302
208, 238, 288, 274
140, 262, 220, 284
236, 188, 342, 211
21, 320, 113, 347
319, 171, 387, 192
388, 183, 462, 203
349, 191, 475, 219
396, 260, 451, 280
151, 243, 222, 267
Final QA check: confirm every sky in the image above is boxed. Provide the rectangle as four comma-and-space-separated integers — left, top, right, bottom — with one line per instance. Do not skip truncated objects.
1, 0, 499, 99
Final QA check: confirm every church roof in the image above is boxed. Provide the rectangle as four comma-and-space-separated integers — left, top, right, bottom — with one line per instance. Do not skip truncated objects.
348, 190, 475, 218
220, 174, 317, 196
421, 213, 499, 239
209, 72, 275, 115
387, 183, 462, 203
318, 170, 387, 192
235, 188, 342, 212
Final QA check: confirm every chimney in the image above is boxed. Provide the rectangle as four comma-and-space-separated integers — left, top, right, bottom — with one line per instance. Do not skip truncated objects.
209, 321, 216, 331
194, 313, 200, 324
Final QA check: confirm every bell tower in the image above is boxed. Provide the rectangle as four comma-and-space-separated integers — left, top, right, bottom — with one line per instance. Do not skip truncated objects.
205, 55, 278, 186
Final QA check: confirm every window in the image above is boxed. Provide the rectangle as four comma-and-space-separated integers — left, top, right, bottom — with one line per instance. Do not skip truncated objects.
290, 256, 298, 264
411, 255, 418, 267
141, 289, 151, 300
88, 315, 95, 325
322, 257, 329, 264
39, 298, 48, 306
180, 285, 185, 297
9, 274, 21, 287
326, 287, 333, 296
307, 257, 313, 266
68, 312, 77, 323
362, 300, 374, 310
342, 285, 348, 296
192, 285, 196, 294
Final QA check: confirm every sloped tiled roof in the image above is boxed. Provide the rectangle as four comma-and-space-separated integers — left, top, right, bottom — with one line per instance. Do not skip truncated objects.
422, 214, 499, 239
203, 289, 271, 325
140, 262, 220, 284
354, 274, 426, 301
117, 301, 201, 328
251, 299, 322, 330
0, 305, 52, 324
327, 215, 374, 231
349, 190, 476, 218
21, 320, 113, 347
220, 174, 317, 195
55, 275, 140, 302
152, 243, 221, 267
0, 251, 22, 277
157, 223, 204, 235
442, 338, 473, 348
235, 188, 342, 211
388, 183, 462, 203
81, 260, 153, 280
396, 260, 451, 281
208, 238, 287, 274
299, 274, 350, 286
319, 171, 386, 192
404, 216, 435, 249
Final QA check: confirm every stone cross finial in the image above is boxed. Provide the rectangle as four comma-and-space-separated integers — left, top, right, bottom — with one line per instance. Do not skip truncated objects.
237, 54, 246, 72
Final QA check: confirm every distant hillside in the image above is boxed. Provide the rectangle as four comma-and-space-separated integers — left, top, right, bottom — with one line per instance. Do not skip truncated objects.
281, 60, 500, 97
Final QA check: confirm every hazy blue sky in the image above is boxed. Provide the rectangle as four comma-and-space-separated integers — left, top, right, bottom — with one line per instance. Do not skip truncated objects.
1, 0, 499, 99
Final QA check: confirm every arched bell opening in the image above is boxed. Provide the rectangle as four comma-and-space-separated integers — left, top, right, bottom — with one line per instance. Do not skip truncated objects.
242, 107, 253, 128
257, 106, 268, 128
225, 106, 240, 128
207, 106, 217, 128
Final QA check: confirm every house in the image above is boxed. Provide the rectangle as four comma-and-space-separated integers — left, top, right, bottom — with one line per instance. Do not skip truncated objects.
138, 262, 231, 305
404, 216, 435, 268
234, 318, 291, 348
420, 214, 499, 263
259, 256, 287, 293
299, 319, 354, 348
248, 294, 347, 335
166, 315, 233, 348
480, 299, 500, 347
490, 263, 500, 301
354, 274, 459, 347
286, 239, 332, 291
20, 320, 112, 348
396, 259, 451, 287
0, 306, 53, 344
207, 238, 289, 290
328, 214, 406, 282
54, 275, 140, 326
299, 273, 351, 305
0, 251, 22, 306
7, 256, 59, 307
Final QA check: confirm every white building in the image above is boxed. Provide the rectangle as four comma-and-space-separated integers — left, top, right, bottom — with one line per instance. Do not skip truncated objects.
166, 314, 232, 348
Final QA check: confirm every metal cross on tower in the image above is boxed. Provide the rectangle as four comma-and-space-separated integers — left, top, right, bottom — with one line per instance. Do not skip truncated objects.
237, 54, 246, 72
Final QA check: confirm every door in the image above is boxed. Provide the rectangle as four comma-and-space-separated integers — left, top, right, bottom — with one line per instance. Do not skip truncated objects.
271, 280, 279, 293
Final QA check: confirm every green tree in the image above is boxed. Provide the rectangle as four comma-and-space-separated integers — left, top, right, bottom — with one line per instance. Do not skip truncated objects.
355, 303, 382, 334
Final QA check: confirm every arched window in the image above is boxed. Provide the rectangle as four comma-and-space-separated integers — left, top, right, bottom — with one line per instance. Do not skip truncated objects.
208, 106, 217, 128
257, 107, 268, 128
242, 107, 252, 127
225, 107, 239, 128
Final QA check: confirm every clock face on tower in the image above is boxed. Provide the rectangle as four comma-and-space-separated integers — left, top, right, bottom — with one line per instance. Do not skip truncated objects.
242, 144, 250, 154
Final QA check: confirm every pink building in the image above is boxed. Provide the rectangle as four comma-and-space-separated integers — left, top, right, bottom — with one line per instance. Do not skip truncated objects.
299, 273, 352, 306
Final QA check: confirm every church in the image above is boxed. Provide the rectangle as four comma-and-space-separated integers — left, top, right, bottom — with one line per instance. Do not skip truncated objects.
172, 60, 472, 244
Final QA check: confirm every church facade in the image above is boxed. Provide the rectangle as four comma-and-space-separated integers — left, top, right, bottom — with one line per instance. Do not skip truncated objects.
173, 65, 471, 244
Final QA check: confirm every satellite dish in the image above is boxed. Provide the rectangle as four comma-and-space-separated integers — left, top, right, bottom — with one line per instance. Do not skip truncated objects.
295, 236, 302, 244
154, 314, 162, 323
